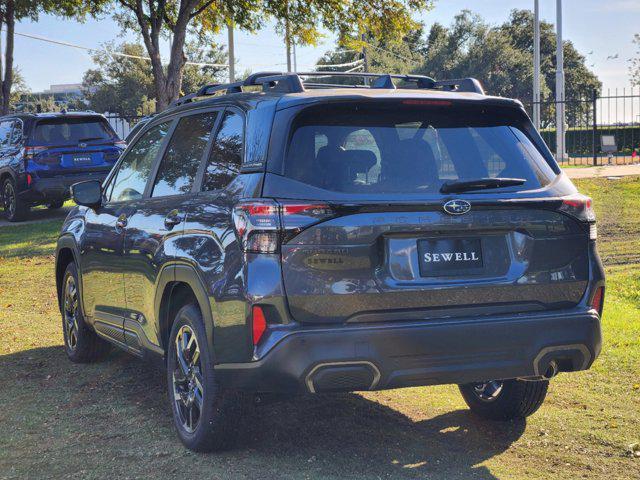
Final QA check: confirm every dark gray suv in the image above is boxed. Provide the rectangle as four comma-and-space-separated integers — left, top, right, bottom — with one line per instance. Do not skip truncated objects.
55, 72, 604, 452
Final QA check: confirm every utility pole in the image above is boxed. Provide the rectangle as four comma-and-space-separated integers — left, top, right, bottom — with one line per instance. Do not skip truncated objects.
533, 0, 541, 130
227, 22, 235, 83
285, 17, 292, 72
293, 41, 297, 72
361, 32, 369, 73
555, 0, 566, 161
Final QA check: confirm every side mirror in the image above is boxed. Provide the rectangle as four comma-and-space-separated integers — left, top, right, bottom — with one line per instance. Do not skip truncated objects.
71, 180, 102, 208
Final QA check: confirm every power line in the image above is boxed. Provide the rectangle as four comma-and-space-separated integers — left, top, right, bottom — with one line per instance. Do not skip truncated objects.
362, 41, 416, 63
6, 29, 229, 68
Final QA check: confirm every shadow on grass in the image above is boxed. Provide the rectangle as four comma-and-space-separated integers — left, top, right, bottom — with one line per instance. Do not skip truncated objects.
1, 346, 525, 479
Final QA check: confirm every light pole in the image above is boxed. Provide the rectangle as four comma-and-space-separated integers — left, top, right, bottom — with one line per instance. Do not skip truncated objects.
555, 0, 566, 161
533, 0, 541, 130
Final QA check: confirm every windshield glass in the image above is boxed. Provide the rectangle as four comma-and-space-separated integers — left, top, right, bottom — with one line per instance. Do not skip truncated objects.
283, 103, 556, 195
32, 117, 116, 146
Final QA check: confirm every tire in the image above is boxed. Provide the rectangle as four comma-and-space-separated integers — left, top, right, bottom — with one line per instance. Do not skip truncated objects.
2, 177, 28, 222
167, 304, 244, 452
459, 379, 549, 420
47, 200, 65, 210
61, 262, 111, 362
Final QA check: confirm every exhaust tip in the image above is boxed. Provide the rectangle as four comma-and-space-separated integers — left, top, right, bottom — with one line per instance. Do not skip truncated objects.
544, 361, 559, 380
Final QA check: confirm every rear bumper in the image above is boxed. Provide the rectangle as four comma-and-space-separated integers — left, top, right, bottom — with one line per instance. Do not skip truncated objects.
215, 308, 601, 393
19, 170, 110, 204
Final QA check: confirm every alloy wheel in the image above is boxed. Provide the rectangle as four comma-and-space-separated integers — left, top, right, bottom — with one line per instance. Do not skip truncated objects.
471, 380, 504, 402
63, 275, 79, 350
172, 325, 204, 433
3, 182, 16, 218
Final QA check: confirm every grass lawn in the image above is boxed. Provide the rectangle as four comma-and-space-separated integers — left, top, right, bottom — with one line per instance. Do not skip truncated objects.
1, 178, 639, 479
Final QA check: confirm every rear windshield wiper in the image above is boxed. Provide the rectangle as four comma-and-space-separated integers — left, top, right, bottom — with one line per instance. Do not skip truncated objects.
77, 137, 106, 144
440, 177, 526, 194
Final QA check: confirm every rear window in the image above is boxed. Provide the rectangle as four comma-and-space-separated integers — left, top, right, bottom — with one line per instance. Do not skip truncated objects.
283, 103, 556, 195
31, 117, 115, 146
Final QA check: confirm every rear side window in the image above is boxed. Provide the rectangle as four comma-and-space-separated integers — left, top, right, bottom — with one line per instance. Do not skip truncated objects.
202, 110, 244, 191
0, 121, 12, 148
151, 112, 218, 198
109, 122, 170, 202
32, 117, 115, 146
283, 103, 556, 195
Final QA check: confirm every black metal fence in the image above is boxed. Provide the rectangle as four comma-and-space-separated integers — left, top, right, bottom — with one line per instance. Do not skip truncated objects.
523, 87, 640, 166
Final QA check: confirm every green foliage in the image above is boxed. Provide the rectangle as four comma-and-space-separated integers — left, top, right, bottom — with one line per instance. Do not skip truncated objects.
414, 9, 600, 127
82, 41, 227, 115
631, 34, 640, 86
540, 126, 640, 156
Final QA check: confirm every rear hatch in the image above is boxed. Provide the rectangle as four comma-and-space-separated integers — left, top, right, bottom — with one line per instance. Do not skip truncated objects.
262, 100, 592, 324
26, 116, 123, 174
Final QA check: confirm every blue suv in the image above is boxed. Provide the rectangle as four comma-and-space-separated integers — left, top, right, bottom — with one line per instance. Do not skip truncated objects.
0, 112, 125, 221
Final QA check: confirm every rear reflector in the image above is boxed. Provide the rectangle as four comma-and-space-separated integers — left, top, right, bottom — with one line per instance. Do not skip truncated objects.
252, 305, 267, 346
590, 287, 604, 316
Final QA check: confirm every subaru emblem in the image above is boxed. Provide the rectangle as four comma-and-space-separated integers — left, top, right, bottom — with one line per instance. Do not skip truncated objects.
443, 199, 471, 215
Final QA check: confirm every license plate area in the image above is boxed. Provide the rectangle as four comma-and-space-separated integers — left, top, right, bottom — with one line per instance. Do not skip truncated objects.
73, 155, 93, 166
417, 237, 483, 277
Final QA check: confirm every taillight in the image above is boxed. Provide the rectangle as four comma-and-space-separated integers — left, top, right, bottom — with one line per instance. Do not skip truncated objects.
252, 305, 267, 346
233, 200, 334, 253
559, 194, 596, 240
23, 146, 47, 160
24, 146, 60, 166
590, 286, 604, 316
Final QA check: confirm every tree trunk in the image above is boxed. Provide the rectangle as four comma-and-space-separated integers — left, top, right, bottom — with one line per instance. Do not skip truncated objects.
128, 0, 194, 112
1, 0, 14, 115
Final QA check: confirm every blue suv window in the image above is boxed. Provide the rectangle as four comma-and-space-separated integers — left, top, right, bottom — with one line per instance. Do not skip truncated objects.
31, 117, 115, 146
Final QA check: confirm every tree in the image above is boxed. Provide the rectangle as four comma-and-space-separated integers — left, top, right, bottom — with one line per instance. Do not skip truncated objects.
82, 41, 227, 115
631, 34, 640, 86
415, 10, 601, 128
0, 1, 101, 114
109, 0, 433, 111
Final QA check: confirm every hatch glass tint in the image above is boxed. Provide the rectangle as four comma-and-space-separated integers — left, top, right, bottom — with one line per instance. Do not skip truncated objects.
282, 103, 556, 196
31, 117, 116, 146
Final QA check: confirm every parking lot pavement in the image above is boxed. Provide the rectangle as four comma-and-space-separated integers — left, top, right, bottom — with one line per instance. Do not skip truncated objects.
563, 164, 640, 179
0, 207, 72, 228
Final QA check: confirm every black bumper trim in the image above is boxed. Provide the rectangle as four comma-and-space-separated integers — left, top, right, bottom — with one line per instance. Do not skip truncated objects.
215, 309, 602, 393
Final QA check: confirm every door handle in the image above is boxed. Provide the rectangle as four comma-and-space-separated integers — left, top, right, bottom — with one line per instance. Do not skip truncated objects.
116, 213, 128, 229
164, 210, 183, 230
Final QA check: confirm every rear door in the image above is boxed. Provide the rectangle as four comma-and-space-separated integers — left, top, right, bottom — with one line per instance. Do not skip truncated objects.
265, 101, 590, 324
121, 110, 220, 352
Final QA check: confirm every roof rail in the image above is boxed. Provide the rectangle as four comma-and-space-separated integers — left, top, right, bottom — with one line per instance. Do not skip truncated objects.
169, 71, 485, 107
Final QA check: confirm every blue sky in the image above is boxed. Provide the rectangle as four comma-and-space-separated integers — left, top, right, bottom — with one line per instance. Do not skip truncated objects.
8, 0, 640, 94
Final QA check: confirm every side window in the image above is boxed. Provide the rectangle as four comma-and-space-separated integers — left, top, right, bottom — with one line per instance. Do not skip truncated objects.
9, 121, 23, 145
202, 110, 244, 191
0, 121, 12, 148
109, 121, 171, 202
151, 112, 218, 198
